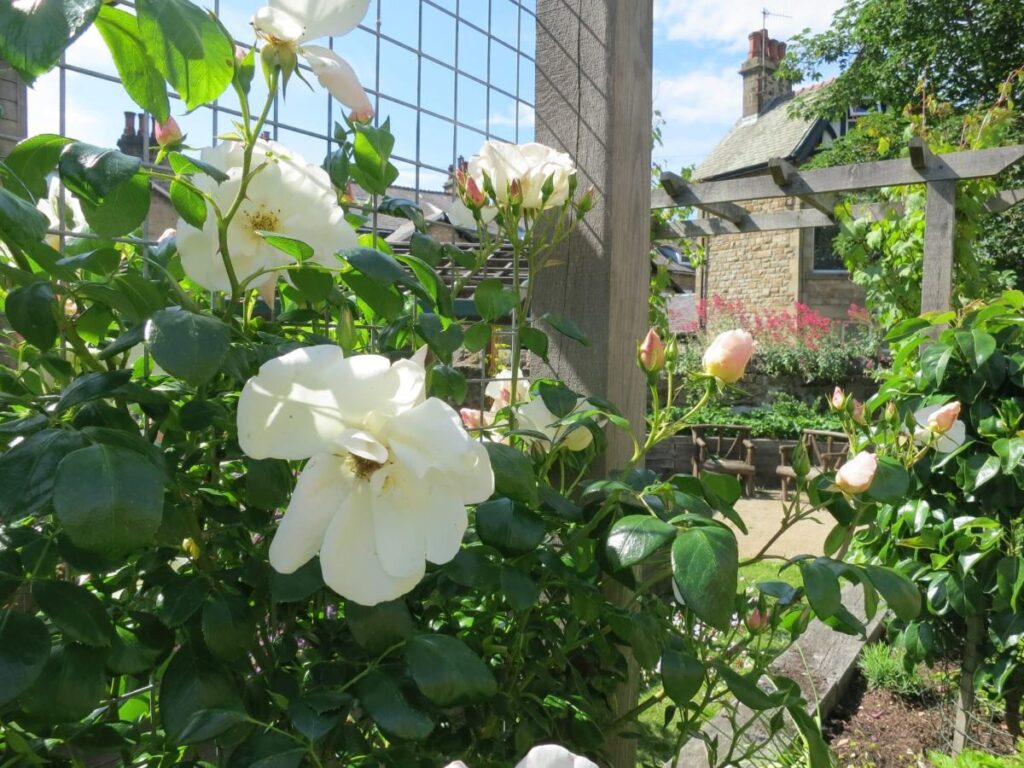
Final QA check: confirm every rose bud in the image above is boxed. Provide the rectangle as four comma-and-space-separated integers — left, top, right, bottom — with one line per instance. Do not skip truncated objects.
464, 176, 487, 208
639, 328, 666, 374
154, 116, 183, 147
927, 401, 961, 434
852, 399, 865, 425
702, 329, 754, 384
745, 607, 769, 633
831, 386, 845, 409
835, 451, 877, 495
460, 408, 484, 430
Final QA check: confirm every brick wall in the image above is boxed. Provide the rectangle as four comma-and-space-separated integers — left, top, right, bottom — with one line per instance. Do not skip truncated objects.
798, 226, 865, 319
0, 60, 27, 157
699, 196, 801, 313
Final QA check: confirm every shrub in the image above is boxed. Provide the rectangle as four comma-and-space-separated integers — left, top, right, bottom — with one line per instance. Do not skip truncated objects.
674, 393, 842, 440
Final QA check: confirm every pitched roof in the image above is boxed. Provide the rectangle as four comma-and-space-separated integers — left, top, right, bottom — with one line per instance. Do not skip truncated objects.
693, 83, 832, 181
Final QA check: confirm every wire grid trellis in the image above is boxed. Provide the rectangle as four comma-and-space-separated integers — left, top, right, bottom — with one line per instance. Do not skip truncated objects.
4, 0, 537, 414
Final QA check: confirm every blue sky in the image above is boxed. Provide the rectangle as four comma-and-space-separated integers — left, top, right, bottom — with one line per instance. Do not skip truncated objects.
27, 0, 844, 191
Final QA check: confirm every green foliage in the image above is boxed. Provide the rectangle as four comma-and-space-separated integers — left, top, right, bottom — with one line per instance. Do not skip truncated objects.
858, 642, 925, 698
679, 394, 843, 440
928, 748, 1024, 768
847, 292, 1024, 731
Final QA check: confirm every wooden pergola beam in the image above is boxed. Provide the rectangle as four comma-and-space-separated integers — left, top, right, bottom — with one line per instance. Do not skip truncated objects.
984, 188, 1024, 214
652, 144, 1024, 209
662, 172, 749, 223
767, 157, 838, 219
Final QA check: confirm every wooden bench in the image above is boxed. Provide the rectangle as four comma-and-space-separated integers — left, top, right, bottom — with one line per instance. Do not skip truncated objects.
691, 424, 756, 497
777, 429, 849, 501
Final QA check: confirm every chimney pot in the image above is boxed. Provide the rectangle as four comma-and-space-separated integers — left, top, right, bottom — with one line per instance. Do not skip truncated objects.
122, 111, 136, 136
748, 31, 764, 59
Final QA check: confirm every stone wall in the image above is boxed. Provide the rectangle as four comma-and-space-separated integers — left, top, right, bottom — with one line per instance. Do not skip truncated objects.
0, 60, 27, 157
798, 226, 865, 319
699, 196, 800, 314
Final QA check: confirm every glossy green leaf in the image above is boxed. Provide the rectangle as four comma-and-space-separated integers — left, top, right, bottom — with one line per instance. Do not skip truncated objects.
0, 187, 50, 250
0, 0, 101, 83
520, 326, 549, 360
606, 515, 677, 570
32, 580, 114, 647
864, 565, 920, 622
661, 648, 704, 706
416, 313, 463, 362
135, 0, 235, 111
5, 281, 59, 349
202, 593, 255, 661
484, 443, 537, 506
713, 662, 776, 710
476, 498, 545, 554
671, 526, 737, 630
159, 646, 245, 744
500, 566, 539, 611
262, 232, 314, 262
405, 634, 498, 706
169, 151, 229, 183
0, 611, 50, 706
3, 133, 71, 199
0, 429, 89, 520
170, 179, 207, 229
20, 643, 107, 722
356, 671, 433, 741
59, 142, 140, 202
541, 312, 589, 346
95, 5, 169, 121
53, 444, 165, 556
227, 733, 304, 768
799, 559, 842, 619
865, 456, 910, 503
56, 369, 131, 412
426, 363, 467, 404
463, 322, 492, 353
144, 308, 230, 386
787, 705, 833, 768
347, 600, 415, 653
474, 278, 517, 321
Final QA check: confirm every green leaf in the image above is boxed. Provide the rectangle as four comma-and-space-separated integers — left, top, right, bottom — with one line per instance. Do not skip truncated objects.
107, 624, 167, 675
5, 281, 59, 349
0, 611, 50, 707
169, 151, 229, 183
144, 308, 230, 386
53, 444, 165, 556
3, 134, 71, 199
410, 232, 442, 266
475, 498, 545, 554
227, 733, 304, 768
262, 232, 314, 262
159, 646, 245, 744
426, 363, 467, 404
520, 326, 549, 360
416, 313, 463, 362
20, 643, 107, 722
170, 179, 207, 229
0, 0, 101, 83
0, 187, 49, 250
865, 456, 910, 503
202, 593, 255, 661
350, 120, 399, 195
500, 566, 539, 611
94, 5, 169, 121
56, 369, 131, 412
79, 171, 151, 237
541, 312, 589, 345
606, 515, 677, 570
484, 443, 537, 506
956, 329, 997, 368
269, 559, 324, 603
900, 621, 935, 662
799, 559, 842, 619
474, 278, 517, 321
346, 600, 415, 653
0, 429, 89, 520
537, 381, 578, 417
135, 0, 235, 111
395, 252, 452, 316
356, 671, 433, 741
864, 565, 920, 622
342, 272, 403, 320
661, 648, 704, 706
787, 705, 833, 768
32, 580, 114, 647
244, 458, 292, 511
56, 246, 121, 276
405, 634, 498, 706
463, 322, 492, 353
713, 662, 776, 710
59, 142, 140, 202
157, 576, 207, 627
671, 526, 737, 630
288, 265, 334, 303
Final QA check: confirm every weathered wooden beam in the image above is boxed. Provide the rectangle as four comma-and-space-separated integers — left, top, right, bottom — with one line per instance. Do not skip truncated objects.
909, 136, 931, 170
534, 3, 651, 766
768, 157, 796, 187
661, 172, 749, 223
922, 179, 957, 317
651, 144, 1024, 208
654, 208, 835, 238
983, 188, 1024, 214
766, 158, 838, 219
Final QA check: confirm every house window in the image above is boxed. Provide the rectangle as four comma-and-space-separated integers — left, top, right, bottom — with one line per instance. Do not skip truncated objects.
812, 224, 845, 272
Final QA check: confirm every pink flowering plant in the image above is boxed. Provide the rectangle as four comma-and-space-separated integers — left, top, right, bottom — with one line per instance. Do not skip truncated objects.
0, 4, 924, 766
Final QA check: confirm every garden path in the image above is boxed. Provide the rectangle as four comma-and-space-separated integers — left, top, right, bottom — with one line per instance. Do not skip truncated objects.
732, 490, 831, 559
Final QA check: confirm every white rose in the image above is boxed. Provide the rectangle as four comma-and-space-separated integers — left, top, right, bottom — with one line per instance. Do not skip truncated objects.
175, 139, 355, 295
237, 345, 494, 606
468, 141, 576, 210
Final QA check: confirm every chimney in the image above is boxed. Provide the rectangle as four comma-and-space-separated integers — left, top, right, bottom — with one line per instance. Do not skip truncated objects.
739, 29, 793, 117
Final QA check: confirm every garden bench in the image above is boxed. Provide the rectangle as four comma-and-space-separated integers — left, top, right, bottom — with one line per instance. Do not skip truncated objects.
691, 424, 756, 497
777, 429, 849, 501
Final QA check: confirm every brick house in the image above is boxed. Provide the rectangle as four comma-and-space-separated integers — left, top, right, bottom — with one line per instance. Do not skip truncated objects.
0, 60, 28, 157
691, 30, 865, 321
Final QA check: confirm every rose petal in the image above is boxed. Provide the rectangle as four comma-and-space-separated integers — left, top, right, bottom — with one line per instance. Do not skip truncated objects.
514, 744, 599, 768
268, 453, 351, 573
300, 46, 373, 117
271, 0, 369, 41
253, 5, 306, 42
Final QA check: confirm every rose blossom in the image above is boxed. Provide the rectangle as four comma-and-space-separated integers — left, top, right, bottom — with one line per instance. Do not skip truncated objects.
835, 452, 877, 495
913, 402, 967, 453
237, 345, 493, 605
467, 141, 576, 210
444, 744, 597, 768
702, 329, 754, 384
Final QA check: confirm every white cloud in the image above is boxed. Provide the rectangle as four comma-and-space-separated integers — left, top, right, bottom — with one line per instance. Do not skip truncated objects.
652, 67, 740, 169
654, 0, 845, 50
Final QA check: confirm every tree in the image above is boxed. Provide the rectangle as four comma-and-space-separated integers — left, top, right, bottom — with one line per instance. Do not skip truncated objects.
781, 0, 1024, 119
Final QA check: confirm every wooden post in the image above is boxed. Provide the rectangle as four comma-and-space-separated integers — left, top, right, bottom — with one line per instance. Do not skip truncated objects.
534, 2, 652, 766
921, 179, 956, 316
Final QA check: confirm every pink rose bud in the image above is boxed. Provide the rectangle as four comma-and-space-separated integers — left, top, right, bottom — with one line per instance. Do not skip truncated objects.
852, 399, 865, 425
508, 179, 524, 205
460, 408, 484, 430
885, 401, 897, 419
639, 328, 665, 374
465, 176, 486, 208
235, 44, 248, 61
702, 329, 754, 384
154, 117, 182, 147
835, 451, 877, 495
928, 401, 961, 434
831, 386, 845, 409
745, 608, 769, 633
348, 107, 374, 123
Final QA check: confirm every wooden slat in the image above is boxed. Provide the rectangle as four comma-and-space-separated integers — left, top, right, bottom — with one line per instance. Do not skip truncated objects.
651, 144, 1024, 209
983, 188, 1024, 214
662, 171, 749, 223
922, 179, 957, 317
